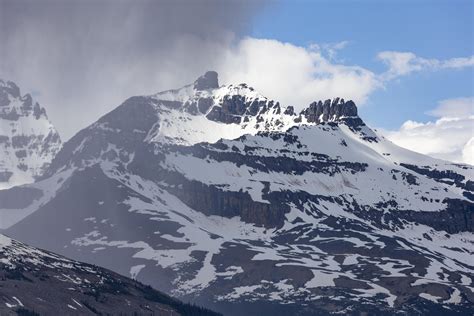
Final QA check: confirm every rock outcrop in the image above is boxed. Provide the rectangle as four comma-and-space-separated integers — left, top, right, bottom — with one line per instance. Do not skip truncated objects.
194, 71, 219, 91
302, 97, 357, 123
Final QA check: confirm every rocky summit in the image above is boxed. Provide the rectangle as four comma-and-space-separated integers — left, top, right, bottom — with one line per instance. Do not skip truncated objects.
0, 72, 473, 316
302, 98, 358, 123
0, 80, 62, 189
194, 71, 220, 91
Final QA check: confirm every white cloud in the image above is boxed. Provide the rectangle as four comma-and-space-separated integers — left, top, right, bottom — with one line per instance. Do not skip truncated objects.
377, 51, 474, 80
217, 38, 380, 110
384, 97, 474, 165
427, 97, 474, 118
309, 41, 350, 61
442, 56, 474, 69
462, 137, 474, 165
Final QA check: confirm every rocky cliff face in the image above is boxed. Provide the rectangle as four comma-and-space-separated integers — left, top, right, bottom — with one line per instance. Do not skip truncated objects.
0, 80, 61, 189
302, 97, 357, 122
1, 72, 473, 316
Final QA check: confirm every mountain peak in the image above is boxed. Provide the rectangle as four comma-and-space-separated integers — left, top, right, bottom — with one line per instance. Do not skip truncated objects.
150, 78, 368, 145
0, 79, 62, 189
0, 79, 21, 100
194, 71, 219, 90
0, 79, 47, 120
301, 97, 358, 123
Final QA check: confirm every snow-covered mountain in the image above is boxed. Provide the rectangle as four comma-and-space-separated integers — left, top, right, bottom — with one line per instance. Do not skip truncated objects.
1, 72, 473, 315
0, 233, 220, 315
0, 80, 61, 189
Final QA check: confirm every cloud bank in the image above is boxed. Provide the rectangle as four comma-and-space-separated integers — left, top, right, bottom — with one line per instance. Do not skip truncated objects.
0, 0, 265, 139
217, 38, 379, 110
377, 51, 474, 80
384, 97, 474, 165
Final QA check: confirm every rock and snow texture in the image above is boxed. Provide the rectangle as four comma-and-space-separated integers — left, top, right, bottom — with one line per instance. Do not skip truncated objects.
1, 72, 473, 315
0, 80, 61, 189
0, 234, 219, 315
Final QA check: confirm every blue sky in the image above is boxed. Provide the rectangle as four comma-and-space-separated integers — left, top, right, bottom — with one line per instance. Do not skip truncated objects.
251, 0, 473, 129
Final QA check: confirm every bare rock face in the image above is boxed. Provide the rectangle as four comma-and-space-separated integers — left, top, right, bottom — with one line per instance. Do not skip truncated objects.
302, 98, 358, 123
194, 71, 219, 90
0, 80, 62, 189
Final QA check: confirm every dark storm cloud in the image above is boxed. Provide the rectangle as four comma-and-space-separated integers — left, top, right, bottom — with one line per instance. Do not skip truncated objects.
0, 0, 266, 139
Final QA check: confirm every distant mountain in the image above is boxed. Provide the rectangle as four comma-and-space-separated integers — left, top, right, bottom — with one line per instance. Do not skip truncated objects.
0, 80, 61, 189
0, 233, 221, 316
1, 72, 473, 315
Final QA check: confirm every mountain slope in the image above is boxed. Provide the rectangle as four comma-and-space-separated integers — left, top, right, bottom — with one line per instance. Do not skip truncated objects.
0, 234, 220, 316
0, 80, 61, 189
1, 72, 473, 315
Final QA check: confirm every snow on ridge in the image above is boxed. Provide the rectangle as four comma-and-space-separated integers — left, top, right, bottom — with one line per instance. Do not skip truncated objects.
0, 80, 62, 189
0, 232, 75, 270
144, 74, 473, 177
147, 80, 293, 145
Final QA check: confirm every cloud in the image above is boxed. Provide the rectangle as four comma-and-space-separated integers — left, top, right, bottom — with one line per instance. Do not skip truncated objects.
442, 56, 474, 69
217, 38, 379, 110
377, 51, 474, 80
383, 97, 474, 165
427, 97, 474, 118
0, 0, 266, 139
462, 137, 474, 165
309, 41, 350, 61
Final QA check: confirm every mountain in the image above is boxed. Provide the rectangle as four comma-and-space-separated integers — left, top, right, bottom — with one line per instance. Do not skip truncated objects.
0, 234, 220, 316
1, 72, 473, 315
0, 80, 62, 189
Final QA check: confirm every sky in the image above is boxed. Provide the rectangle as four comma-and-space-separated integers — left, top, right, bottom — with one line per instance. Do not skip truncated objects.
0, 0, 473, 164
251, 0, 473, 126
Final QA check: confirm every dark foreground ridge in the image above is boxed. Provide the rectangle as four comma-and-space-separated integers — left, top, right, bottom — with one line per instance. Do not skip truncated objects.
0, 234, 221, 316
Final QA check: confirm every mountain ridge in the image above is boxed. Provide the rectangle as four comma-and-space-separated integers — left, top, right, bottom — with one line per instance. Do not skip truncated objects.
0, 233, 221, 316
1, 72, 473, 315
